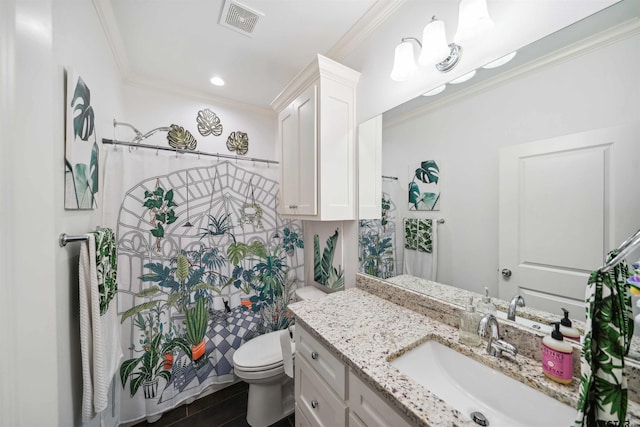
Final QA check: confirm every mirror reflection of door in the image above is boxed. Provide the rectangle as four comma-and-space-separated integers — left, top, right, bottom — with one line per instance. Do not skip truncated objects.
498, 123, 638, 317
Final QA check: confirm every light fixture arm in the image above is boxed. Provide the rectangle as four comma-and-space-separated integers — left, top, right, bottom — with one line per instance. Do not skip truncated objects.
401, 37, 422, 48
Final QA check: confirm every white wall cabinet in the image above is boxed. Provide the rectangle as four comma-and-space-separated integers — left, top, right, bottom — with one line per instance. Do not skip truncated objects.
272, 54, 360, 220
294, 325, 411, 427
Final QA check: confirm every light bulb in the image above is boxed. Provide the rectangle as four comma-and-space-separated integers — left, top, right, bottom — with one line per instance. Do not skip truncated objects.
390, 41, 417, 82
419, 18, 451, 66
455, 0, 494, 42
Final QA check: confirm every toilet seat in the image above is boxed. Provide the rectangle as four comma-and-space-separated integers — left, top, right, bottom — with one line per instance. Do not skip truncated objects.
233, 330, 294, 372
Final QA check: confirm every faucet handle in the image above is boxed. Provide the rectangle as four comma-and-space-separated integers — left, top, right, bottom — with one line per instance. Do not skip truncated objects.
491, 339, 518, 358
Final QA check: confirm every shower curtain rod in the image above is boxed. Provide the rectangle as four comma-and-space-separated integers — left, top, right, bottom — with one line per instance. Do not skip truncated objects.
600, 228, 640, 272
101, 138, 280, 165
382, 175, 398, 180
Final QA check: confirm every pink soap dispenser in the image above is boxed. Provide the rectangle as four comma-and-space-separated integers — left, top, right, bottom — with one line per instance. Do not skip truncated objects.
541, 322, 573, 384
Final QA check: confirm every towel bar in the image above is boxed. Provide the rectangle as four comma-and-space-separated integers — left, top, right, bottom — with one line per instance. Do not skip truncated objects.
59, 233, 89, 247
59, 227, 102, 247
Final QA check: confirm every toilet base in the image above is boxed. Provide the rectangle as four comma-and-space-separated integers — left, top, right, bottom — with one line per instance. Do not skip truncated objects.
245, 376, 294, 427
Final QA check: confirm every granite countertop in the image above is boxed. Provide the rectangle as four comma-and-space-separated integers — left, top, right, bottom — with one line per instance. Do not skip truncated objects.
288, 286, 640, 427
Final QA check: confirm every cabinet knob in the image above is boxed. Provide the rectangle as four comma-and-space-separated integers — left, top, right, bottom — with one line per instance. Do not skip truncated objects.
289, 204, 298, 209
311, 399, 319, 409
311, 351, 319, 360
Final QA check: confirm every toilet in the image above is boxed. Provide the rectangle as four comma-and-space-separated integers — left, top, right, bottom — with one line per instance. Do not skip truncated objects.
233, 286, 327, 427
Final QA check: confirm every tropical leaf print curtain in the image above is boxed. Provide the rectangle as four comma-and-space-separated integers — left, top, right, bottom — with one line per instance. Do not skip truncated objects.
359, 192, 396, 279
103, 148, 303, 423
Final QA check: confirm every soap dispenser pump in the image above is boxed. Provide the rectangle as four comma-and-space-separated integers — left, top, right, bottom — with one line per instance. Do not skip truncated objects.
476, 287, 497, 315
559, 308, 581, 342
459, 297, 483, 347
541, 322, 573, 384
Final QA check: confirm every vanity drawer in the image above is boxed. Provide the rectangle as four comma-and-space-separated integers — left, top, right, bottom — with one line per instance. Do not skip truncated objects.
296, 356, 348, 427
348, 371, 412, 427
295, 324, 347, 399
295, 403, 313, 427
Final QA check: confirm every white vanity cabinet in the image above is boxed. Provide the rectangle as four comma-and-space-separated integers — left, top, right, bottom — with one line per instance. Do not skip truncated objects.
272, 54, 360, 220
294, 325, 412, 427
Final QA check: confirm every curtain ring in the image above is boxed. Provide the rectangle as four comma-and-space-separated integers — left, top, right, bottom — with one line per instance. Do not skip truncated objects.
155, 145, 159, 156
198, 150, 201, 160
175, 147, 178, 158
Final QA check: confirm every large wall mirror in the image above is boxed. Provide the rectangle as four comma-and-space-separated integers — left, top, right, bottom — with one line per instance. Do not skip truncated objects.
358, 0, 640, 359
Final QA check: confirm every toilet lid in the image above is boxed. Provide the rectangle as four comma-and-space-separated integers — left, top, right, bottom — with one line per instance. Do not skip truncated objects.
233, 330, 293, 371
295, 286, 327, 301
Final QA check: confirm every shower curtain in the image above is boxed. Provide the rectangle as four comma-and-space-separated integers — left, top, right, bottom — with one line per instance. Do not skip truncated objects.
102, 147, 304, 424
359, 183, 397, 279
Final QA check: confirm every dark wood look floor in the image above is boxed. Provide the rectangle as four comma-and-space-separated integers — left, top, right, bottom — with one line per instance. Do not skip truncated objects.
132, 382, 294, 427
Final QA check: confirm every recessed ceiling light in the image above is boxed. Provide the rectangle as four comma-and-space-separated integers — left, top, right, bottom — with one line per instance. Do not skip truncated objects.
482, 51, 517, 69
210, 76, 225, 86
422, 85, 446, 96
449, 70, 476, 84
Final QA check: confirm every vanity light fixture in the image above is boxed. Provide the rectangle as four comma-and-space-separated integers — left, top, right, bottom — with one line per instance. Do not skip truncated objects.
422, 84, 447, 96
449, 69, 476, 84
482, 51, 517, 69
210, 76, 226, 86
390, 0, 494, 82
390, 16, 462, 82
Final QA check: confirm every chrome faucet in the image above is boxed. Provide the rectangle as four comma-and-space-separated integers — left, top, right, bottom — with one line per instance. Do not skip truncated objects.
477, 314, 518, 358
507, 295, 525, 321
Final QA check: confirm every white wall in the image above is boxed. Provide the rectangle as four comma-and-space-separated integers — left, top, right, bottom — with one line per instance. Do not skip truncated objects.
121, 84, 277, 161
52, 1, 125, 426
381, 32, 640, 296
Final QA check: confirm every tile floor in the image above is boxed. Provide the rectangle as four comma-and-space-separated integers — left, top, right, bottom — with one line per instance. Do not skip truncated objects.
132, 381, 294, 427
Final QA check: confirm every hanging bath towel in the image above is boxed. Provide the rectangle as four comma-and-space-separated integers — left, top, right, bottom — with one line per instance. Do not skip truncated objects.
574, 252, 633, 426
79, 228, 122, 422
403, 218, 438, 280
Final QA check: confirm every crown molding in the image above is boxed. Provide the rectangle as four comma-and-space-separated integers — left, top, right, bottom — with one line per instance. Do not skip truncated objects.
125, 73, 276, 117
92, 0, 130, 77
327, 0, 407, 62
384, 17, 640, 130
270, 54, 361, 112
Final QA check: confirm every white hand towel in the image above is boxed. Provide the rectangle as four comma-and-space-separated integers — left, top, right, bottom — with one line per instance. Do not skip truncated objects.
280, 326, 295, 378
79, 233, 122, 422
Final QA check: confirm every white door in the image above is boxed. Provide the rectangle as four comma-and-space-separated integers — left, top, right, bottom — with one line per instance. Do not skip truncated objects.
498, 124, 640, 318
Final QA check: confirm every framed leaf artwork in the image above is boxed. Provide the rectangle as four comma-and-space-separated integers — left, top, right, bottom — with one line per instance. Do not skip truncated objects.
408, 160, 440, 211
65, 68, 99, 209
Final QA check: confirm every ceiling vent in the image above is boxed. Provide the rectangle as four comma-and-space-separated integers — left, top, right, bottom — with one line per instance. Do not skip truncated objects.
219, 0, 264, 37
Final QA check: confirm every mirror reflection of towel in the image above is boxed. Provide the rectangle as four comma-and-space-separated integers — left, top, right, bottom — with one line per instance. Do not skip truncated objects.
403, 218, 437, 280
404, 218, 432, 253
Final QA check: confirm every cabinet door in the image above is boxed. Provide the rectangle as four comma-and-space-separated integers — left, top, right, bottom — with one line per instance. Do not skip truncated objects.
318, 78, 356, 220
280, 84, 317, 216
349, 372, 411, 427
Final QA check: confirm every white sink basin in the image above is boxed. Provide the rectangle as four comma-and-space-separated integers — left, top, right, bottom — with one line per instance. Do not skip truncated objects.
495, 310, 553, 335
390, 340, 576, 427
